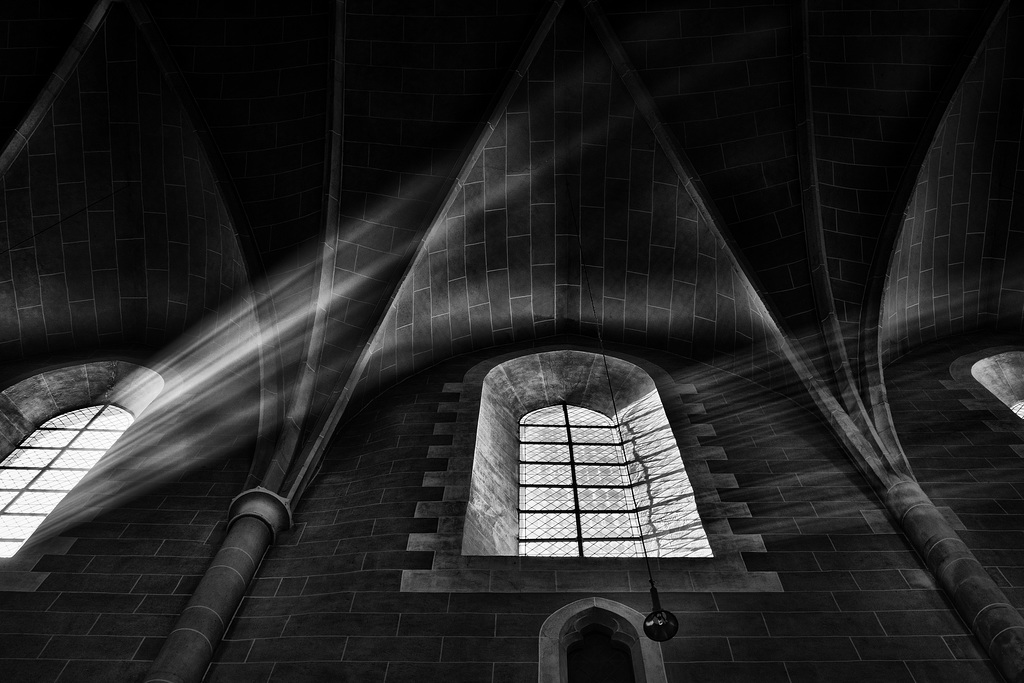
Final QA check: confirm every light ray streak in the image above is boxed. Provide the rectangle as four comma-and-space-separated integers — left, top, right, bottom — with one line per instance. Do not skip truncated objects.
10, 232, 398, 548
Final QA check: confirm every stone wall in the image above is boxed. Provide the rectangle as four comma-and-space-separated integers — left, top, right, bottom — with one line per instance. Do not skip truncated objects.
0, 350, 259, 683
211, 338, 995, 683
887, 333, 1024, 635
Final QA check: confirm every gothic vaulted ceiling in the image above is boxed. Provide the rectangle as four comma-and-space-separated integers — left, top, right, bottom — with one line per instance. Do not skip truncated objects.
0, 0, 1022, 479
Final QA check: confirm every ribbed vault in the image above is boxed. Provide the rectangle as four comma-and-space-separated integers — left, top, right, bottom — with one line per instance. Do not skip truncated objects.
353, 1, 788, 406
0, 0, 1021, 505
881, 5, 1024, 365
0, 2, 252, 361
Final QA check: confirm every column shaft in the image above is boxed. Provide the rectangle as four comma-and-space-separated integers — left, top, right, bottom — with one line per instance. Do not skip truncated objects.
144, 516, 271, 683
145, 487, 290, 683
887, 479, 1024, 682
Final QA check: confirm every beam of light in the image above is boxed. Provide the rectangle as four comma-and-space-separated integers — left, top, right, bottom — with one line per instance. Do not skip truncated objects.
9, 229, 402, 552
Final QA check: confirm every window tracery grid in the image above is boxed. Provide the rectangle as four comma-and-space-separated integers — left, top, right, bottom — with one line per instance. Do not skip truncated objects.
0, 404, 133, 557
519, 403, 646, 558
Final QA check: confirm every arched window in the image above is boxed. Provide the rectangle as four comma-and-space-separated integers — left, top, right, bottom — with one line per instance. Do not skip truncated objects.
0, 404, 133, 557
968, 350, 1024, 419
519, 403, 644, 558
464, 349, 711, 559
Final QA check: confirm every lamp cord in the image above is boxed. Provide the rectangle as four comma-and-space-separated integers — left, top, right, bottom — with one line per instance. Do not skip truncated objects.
563, 177, 657, 585
0, 184, 130, 258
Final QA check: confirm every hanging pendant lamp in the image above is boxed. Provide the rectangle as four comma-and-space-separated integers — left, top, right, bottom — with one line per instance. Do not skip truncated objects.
643, 583, 679, 641
566, 178, 678, 642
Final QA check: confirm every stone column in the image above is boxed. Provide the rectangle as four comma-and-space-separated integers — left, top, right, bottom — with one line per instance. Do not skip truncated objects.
886, 479, 1024, 682
144, 487, 291, 683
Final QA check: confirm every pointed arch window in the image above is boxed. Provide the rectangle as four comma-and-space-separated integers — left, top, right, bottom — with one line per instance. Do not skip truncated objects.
0, 404, 133, 557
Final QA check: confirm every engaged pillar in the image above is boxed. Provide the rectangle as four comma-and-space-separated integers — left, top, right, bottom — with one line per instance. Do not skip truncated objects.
887, 479, 1024, 682
144, 487, 291, 683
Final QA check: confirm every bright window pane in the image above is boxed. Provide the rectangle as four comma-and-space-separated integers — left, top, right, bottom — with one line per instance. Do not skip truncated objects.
0, 541, 23, 556
0, 404, 132, 557
520, 425, 566, 442
519, 443, 570, 463
519, 512, 577, 540
20, 430, 76, 448
577, 487, 630, 510
575, 464, 624, 487
524, 405, 566, 423
572, 444, 620, 463
1013, 400, 1024, 419
569, 426, 617, 443
580, 512, 637, 538
520, 486, 575, 511
0, 469, 39, 489
520, 463, 572, 486
41, 406, 101, 429
518, 403, 643, 558
0, 514, 46, 539
564, 405, 611, 426
519, 540, 578, 557
70, 430, 122, 450
87, 409, 133, 430
583, 539, 644, 556
6, 491, 66, 513
29, 469, 89, 491
1, 449, 62, 468
52, 451, 106, 469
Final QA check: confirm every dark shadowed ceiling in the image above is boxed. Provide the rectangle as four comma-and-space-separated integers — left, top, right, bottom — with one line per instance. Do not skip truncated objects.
0, 0, 1021, 476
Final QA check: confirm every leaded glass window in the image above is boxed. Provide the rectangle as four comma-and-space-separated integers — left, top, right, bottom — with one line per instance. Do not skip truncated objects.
0, 404, 133, 557
519, 403, 646, 558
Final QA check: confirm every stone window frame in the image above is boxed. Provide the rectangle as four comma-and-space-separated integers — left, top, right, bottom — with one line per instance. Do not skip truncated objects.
538, 597, 667, 683
464, 349, 713, 559
402, 343, 781, 594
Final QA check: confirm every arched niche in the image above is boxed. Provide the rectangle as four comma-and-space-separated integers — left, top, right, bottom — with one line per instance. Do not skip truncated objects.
539, 597, 667, 683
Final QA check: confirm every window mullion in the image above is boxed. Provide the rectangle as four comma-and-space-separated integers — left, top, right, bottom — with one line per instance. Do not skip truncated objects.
562, 403, 584, 558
